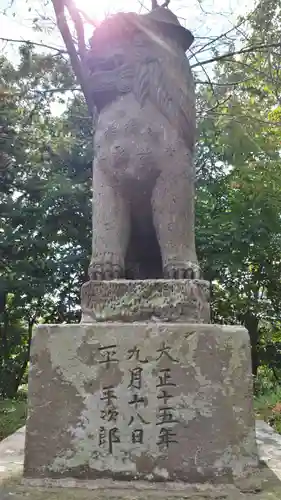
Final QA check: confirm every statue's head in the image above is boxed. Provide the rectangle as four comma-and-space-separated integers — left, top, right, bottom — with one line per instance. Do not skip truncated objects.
142, 7, 194, 52
87, 6, 194, 111
89, 7, 194, 54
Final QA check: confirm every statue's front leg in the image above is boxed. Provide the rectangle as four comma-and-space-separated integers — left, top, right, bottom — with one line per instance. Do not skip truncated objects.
151, 149, 200, 279
89, 164, 130, 280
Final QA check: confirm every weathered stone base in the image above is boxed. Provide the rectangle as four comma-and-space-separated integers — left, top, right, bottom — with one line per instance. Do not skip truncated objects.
20, 478, 253, 496
24, 323, 258, 482
80, 279, 210, 323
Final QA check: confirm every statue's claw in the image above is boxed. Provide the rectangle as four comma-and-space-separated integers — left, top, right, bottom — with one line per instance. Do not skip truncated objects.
164, 262, 201, 280
89, 263, 124, 280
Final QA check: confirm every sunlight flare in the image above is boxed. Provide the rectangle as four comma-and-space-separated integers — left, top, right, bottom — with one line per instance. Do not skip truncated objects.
73, 0, 150, 23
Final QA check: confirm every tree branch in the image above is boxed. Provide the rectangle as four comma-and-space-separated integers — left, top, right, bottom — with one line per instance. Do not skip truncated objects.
203, 96, 231, 115
221, 58, 281, 87
51, 0, 92, 114
10, 87, 80, 97
65, 0, 87, 63
191, 41, 281, 69
190, 18, 247, 60
77, 9, 98, 26
190, 0, 260, 61
195, 78, 253, 86
0, 37, 66, 53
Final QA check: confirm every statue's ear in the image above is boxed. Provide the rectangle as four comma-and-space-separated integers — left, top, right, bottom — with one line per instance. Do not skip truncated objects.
143, 7, 194, 52
154, 21, 194, 51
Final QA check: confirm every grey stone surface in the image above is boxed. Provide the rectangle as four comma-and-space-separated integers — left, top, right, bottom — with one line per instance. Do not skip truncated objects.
81, 279, 210, 323
87, 8, 200, 281
21, 477, 242, 496
256, 420, 281, 480
24, 323, 258, 482
0, 426, 25, 478
1, 421, 280, 493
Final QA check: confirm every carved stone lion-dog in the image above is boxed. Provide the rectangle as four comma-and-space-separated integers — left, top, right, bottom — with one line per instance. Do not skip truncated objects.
87, 7, 199, 280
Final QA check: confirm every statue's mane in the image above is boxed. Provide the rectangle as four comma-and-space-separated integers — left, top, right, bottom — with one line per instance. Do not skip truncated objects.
87, 11, 195, 150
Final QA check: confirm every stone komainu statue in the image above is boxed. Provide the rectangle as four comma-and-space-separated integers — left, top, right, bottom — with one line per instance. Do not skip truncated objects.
87, 7, 199, 280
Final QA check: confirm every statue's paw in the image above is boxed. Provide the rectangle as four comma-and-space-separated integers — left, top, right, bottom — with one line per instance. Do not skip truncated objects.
164, 261, 201, 280
89, 262, 124, 280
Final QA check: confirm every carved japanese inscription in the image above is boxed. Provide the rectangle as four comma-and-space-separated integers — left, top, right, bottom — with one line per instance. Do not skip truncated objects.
94, 340, 180, 458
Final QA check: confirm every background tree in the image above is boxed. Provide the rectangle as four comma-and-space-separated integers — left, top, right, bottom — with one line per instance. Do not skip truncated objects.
195, 0, 281, 377
1, 0, 281, 398
0, 48, 91, 397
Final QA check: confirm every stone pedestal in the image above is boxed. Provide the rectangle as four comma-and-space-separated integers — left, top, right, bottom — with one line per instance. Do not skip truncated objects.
81, 279, 210, 323
24, 319, 258, 482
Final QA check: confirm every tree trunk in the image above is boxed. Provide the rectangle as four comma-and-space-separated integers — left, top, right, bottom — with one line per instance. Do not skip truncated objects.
10, 320, 34, 398
242, 311, 259, 376
0, 292, 8, 360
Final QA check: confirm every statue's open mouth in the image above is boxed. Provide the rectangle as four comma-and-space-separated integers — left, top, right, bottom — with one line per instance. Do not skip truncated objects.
86, 50, 134, 106
88, 52, 126, 74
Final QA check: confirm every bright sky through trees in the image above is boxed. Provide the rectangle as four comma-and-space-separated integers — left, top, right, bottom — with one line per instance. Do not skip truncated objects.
1, 0, 255, 63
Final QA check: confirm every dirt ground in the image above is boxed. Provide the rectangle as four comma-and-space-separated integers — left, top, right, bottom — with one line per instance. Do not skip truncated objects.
0, 465, 281, 500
